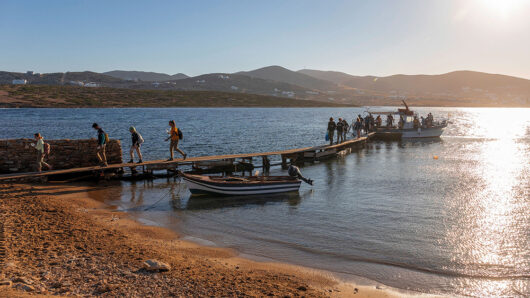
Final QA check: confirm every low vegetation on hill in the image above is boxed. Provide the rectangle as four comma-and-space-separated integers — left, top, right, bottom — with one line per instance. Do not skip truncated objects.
0, 85, 354, 108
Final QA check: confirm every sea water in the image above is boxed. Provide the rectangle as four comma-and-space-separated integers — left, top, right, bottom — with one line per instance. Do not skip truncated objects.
1, 107, 529, 296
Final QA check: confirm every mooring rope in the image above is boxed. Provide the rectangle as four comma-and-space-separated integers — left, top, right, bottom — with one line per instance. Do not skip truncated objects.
142, 178, 182, 211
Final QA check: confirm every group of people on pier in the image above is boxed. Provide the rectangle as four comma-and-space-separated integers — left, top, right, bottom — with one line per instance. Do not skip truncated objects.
32, 120, 187, 172
327, 114, 377, 145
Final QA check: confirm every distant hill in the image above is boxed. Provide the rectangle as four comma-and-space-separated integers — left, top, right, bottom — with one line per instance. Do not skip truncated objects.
298, 69, 359, 85
103, 70, 188, 82
162, 73, 310, 94
300, 69, 530, 106
1, 67, 528, 107
0, 85, 353, 108
0, 71, 128, 86
237, 66, 339, 91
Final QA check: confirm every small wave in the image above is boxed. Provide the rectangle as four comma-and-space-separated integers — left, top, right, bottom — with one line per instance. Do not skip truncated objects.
246, 235, 530, 280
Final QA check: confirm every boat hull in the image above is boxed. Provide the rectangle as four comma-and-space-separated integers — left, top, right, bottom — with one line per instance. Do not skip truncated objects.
401, 126, 445, 138
181, 175, 302, 196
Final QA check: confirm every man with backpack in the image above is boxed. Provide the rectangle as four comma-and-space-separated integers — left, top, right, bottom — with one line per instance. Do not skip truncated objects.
128, 126, 143, 163
92, 123, 108, 167
165, 120, 187, 161
32, 133, 52, 172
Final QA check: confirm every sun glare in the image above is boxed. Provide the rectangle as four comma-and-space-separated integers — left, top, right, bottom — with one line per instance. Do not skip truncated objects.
479, 0, 527, 18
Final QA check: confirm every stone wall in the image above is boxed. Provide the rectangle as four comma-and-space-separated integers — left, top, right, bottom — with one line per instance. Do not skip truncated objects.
0, 139, 122, 174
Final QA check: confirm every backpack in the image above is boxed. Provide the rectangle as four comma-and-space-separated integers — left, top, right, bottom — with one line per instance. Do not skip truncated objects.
137, 133, 144, 144
104, 133, 109, 144
177, 129, 183, 140
44, 143, 51, 156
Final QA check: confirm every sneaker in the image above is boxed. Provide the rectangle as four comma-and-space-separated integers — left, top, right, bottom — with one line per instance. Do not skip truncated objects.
183, 154, 187, 160
137, 159, 143, 164
167, 158, 174, 161
102, 163, 108, 167
128, 159, 134, 163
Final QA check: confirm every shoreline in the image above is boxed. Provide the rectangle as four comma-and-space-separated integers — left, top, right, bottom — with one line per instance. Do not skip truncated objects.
0, 182, 438, 297
1, 105, 530, 109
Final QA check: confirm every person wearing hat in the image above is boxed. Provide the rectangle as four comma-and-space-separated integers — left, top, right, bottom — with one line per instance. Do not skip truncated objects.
128, 126, 144, 163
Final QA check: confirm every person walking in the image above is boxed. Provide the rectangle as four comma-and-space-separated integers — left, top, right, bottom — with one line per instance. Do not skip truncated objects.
32, 133, 52, 172
128, 126, 143, 163
336, 118, 344, 144
166, 120, 187, 161
92, 123, 108, 167
364, 114, 371, 135
353, 117, 362, 138
342, 119, 349, 141
327, 117, 336, 146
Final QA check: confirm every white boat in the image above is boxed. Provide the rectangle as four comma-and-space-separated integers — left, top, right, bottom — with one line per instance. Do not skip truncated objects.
400, 125, 446, 138
179, 172, 302, 196
369, 101, 448, 139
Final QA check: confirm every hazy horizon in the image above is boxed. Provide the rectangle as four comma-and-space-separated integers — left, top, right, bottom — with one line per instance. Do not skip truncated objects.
1, 0, 529, 79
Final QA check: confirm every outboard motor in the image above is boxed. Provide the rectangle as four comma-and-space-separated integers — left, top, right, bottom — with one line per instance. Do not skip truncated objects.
288, 165, 313, 185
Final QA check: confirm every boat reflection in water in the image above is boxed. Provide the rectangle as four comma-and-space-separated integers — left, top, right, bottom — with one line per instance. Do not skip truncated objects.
182, 191, 303, 211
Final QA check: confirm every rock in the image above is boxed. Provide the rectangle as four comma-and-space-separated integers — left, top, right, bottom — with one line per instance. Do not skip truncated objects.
0, 280, 12, 287
143, 259, 171, 272
376, 285, 384, 290
12, 277, 33, 285
297, 286, 307, 291
14, 283, 35, 292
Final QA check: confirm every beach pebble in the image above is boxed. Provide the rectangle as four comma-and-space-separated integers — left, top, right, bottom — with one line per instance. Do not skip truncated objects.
297, 286, 307, 291
0, 280, 12, 287
12, 277, 33, 285
14, 283, 35, 292
376, 285, 384, 290
143, 259, 171, 272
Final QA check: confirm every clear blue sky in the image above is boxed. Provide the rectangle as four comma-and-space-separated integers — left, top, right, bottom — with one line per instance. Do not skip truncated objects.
1, 0, 529, 78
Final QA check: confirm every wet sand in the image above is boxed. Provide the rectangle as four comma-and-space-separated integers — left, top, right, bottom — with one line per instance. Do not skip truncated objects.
0, 183, 430, 297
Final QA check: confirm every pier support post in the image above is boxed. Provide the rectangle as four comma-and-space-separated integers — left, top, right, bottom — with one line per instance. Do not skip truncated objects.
262, 156, 271, 174
281, 155, 288, 169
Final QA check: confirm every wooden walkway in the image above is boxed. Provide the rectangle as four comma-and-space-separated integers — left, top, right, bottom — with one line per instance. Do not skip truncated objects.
0, 134, 373, 182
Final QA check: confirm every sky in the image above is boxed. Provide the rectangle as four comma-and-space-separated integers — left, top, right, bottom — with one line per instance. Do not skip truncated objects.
1, 0, 529, 78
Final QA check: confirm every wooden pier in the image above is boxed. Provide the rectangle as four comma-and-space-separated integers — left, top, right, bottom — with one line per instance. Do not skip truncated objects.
0, 134, 374, 182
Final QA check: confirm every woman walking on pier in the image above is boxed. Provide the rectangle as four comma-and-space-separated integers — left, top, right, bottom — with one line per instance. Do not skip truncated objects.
166, 120, 187, 161
92, 123, 108, 167
128, 126, 143, 163
32, 133, 52, 172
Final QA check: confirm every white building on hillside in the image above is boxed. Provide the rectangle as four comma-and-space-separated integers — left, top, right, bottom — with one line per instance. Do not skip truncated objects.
12, 79, 27, 85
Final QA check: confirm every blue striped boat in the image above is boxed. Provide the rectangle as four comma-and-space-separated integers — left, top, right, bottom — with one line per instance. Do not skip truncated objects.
180, 172, 302, 196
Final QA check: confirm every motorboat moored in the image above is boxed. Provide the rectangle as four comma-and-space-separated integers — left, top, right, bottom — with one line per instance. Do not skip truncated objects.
179, 172, 302, 196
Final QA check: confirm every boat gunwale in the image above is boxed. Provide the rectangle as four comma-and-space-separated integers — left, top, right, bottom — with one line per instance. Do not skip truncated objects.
181, 173, 301, 186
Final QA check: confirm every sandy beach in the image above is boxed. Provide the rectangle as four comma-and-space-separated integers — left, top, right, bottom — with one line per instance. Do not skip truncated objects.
0, 182, 423, 297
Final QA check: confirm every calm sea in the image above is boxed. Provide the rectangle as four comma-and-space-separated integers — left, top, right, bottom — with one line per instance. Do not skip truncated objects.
1, 107, 529, 296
